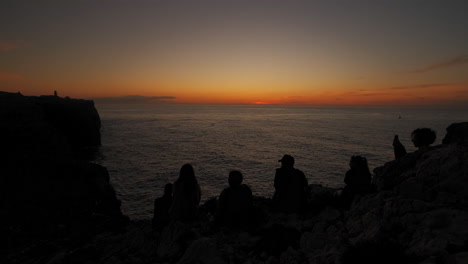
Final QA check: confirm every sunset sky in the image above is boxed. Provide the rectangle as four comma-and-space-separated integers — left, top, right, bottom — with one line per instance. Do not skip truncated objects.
1, 0, 468, 106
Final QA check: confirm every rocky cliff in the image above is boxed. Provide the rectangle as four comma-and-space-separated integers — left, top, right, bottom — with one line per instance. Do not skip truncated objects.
0, 92, 127, 262
1, 94, 466, 264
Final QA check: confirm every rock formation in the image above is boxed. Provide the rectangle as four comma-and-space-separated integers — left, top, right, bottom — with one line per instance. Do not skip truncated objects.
0, 92, 127, 262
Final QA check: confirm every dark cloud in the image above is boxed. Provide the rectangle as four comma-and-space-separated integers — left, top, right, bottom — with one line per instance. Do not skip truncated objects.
410, 55, 468, 73
338, 90, 391, 97
0, 40, 19, 52
390, 83, 450, 90
337, 83, 451, 98
0, 72, 23, 80
356, 92, 392, 97
92, 95, 176, 104
454, 89, 468, 96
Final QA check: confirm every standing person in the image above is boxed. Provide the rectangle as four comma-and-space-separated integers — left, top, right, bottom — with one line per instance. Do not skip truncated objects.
273, 155, 308, 214
152, 183, 173, 230
340, 155, 372, 208
216, 170, 253, 230
169, 164, 201, 223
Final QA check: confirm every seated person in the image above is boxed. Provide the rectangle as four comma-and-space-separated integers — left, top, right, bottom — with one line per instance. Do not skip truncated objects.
169, 164, 201, 223
340, 155, 372, 208
273, 155, 308, 214
216, 170, 253, 229
152, 183, 173, 230
392, 135, 407, 160
393, 128, 436, 159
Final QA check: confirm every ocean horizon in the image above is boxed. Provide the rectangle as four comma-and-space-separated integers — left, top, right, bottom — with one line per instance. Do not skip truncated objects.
93, 104, 468, 220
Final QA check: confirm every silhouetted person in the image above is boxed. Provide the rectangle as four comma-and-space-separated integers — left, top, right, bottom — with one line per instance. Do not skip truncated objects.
340, 155, 372, 208
393, 128, 436, 159
273, 155, 308, 214
216, 170, 253, 230
411, 128, 436, 149
152, 183, 173, 230
393, 135, 407, 159
169, 164, 201, 223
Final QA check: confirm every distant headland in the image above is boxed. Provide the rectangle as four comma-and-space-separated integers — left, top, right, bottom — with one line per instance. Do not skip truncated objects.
1, 92, 467, 264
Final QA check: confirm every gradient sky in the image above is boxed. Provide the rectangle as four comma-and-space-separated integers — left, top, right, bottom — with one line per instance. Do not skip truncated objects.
1, 0, 468, 105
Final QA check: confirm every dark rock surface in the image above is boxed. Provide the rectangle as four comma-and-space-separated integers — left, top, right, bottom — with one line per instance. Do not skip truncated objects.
0, 91, 101, 158
0, 92, 127, 262
1, 94, 467, 264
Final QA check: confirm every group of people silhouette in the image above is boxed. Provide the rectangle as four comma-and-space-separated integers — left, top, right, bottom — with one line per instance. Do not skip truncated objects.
152, 154, 309, 231
152, 127, 437, 231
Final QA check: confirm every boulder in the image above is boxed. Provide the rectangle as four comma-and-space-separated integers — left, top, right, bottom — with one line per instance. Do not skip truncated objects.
156, 221, 199, 261
177, 237, 225, 264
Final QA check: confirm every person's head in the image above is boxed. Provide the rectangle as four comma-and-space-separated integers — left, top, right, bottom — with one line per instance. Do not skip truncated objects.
163, 183, 173, 195
411, 128, 436, 148
278, 154, 295, 168
228, 170, 243, 187
179, 164, 196, 183
349, 155, 368, 171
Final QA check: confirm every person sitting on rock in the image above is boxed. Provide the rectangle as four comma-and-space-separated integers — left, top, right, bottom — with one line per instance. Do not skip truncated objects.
411, 128, 436, 149
152, 183, 173, 230
273, 155, 308, 214
393, 128, 436, 159
340, 155, 372, 208
392, 135, 407, 160
216, 170, 253, 230
169, 164, 201, 223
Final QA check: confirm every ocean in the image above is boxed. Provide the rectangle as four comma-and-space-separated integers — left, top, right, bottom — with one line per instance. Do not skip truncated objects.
93, 104, 467, 220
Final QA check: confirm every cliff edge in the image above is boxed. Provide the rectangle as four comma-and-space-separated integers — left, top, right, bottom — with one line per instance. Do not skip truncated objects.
0, 92, 127, 261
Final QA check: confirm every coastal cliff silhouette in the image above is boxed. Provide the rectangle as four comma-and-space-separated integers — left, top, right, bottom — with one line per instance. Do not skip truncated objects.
1, 92, 127, 258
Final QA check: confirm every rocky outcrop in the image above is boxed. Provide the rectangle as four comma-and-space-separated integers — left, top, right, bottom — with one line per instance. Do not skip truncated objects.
350, 122, 468, 263
37, 95, 101, 152
443, 122, 468, 145
0, 91, 101, 156
0, 92, 126, 260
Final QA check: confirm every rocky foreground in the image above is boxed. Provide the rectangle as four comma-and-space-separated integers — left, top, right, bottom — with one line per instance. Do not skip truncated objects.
1, 92, 467, 264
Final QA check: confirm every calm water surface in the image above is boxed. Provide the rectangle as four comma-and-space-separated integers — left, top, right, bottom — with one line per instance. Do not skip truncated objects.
94, 104, 467, 219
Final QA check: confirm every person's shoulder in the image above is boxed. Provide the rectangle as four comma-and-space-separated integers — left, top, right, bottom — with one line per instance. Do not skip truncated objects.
294, 168, 305, 175
154, 196, 165, 206
237, 185, 252, 199
276, 167, 289, 174
220, 187, 230, 196
240, 184, 252, 192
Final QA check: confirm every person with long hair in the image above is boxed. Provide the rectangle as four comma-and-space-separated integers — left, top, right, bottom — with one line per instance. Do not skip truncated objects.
340, 155, 372, 208
169, 164, 201, 223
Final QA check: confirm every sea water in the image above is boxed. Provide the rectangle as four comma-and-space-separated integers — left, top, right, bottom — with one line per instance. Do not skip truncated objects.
93, 104, 467, 220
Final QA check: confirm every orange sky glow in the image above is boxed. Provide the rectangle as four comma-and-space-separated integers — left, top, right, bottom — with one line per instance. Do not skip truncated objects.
1, 1, 468, 106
